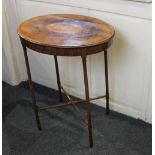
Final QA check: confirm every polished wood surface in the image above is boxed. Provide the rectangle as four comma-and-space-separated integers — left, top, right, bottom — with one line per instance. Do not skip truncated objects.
18, 14, 114, 49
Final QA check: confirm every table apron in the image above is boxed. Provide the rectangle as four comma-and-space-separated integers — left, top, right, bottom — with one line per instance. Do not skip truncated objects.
20, 37, 113, 56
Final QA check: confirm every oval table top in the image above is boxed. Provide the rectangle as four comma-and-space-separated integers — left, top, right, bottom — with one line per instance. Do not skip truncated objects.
18, 14, 114, 47
18, 14, 115, 56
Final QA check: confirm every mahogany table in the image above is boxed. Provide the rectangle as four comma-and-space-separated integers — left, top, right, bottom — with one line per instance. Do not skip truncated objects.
18, 14, 115, 148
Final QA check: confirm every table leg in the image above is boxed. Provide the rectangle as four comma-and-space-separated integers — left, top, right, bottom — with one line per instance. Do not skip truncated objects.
22, 44, 42, 130
54, 56, 63, 102
104, 50, 110, 115
82, 56, 93, 148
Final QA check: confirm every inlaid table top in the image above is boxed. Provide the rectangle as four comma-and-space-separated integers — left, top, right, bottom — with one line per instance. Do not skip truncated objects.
18, 14, 114, 47
18, 14, 114, 56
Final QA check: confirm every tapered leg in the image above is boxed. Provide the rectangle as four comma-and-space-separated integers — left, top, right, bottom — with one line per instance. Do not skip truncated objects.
54, 56, 63, 102
82, 56, 93, 148
104, 50, 110, 115
22, 44, 42, 130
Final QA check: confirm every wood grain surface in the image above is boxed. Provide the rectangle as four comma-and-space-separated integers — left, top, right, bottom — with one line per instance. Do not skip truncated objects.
18, 14, 115, 48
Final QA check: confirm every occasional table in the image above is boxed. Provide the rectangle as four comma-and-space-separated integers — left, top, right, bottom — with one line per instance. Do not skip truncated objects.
18, 14, 115, 148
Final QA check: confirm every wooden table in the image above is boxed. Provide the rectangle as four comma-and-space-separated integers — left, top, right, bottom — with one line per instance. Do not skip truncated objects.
18, 14, 115, 148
